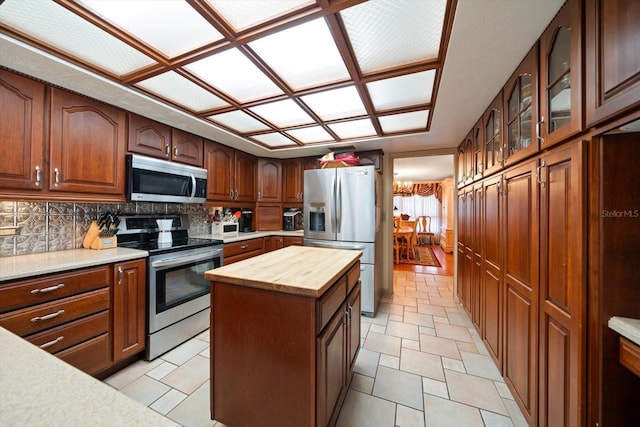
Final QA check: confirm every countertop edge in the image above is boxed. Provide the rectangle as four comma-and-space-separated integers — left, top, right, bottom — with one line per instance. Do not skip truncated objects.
0, 248, 149, 282
608, 316, 640, 346
0, 327, 178, 426
193, 230, 304, 243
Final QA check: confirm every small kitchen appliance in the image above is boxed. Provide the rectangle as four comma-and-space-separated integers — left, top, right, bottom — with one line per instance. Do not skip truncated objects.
240, 210, 253, 232
283, 209, 302, 231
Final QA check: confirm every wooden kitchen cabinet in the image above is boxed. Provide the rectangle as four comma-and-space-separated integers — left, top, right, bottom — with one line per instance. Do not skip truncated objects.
49, 88, 126, 197
282, 157, 316, 204
481, 173, 504, 369
483, 91, 504, 177
538, 0, 583, 148
127, 113, 172, 160
538, 139, 586, 427
456, 141, 466, 188
283, 235, 304, 247
208, 249, 360, 427
257, 158, 282, 202
171, 128, 204, 167
204, 140, 256, 203
0, 265, 112, 376
112, 259, 146, 363
472, 118, 484, 181
585, 0, 640, 127
355, 149, 383, 173
128, 114, 203, 167
503, 44, 539, 167
222, 238, 264, 265
263, 236, 283, 252
0, 69, 45, 192
471, 184, 483, 331
502, 159, 539, 425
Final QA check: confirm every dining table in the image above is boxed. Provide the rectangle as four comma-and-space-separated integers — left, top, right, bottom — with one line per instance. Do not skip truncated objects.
393, 226, 414, 262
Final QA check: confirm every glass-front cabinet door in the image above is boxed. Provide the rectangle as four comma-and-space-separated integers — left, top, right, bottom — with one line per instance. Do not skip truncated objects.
473, 118, 483, 181
503, 44, 539, 167
539, 0, 583, 148
483, 91, 504, 176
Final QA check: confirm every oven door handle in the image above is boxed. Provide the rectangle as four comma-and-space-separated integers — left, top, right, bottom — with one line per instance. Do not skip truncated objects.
151, 249, 222, 269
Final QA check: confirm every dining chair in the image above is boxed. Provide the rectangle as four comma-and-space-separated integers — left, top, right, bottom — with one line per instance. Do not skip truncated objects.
416, 215, 434, 245
398, 220, 417, 259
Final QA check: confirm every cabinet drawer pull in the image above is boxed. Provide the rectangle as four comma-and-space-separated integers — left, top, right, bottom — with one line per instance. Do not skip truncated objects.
35, 165, 41, 186
240, 244, 248, 249
31, 283, 65, 294
31, 310, 65, 322
39, 336, 64, 349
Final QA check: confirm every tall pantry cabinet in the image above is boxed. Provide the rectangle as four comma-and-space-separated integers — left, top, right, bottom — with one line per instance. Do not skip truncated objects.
455, 0, 597, 424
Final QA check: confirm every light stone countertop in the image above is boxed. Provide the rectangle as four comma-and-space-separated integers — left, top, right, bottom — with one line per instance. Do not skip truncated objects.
0, 327, 179, 427
204, 245, 361, 298
608, 316, 640, 346
193, 229, 304, 243
0, 247, 148, 282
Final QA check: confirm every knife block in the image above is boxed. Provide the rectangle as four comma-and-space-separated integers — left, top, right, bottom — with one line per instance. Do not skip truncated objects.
82, 221, 118, 250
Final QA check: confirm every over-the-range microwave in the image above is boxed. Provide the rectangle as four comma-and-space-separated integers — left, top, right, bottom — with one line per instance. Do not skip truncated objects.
126, 154, 207, 204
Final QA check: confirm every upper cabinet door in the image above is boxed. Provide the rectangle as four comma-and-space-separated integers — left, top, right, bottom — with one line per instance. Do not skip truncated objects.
256, 158, 282, 202
473, 118, 484, 181
0, 69, 45, 191
586, 0, 640, 127
483, 91, 504, 177
282, 158, 303, 204
457, 140, 466, 188
204, 140, 234, 202
234, 151, 257, 203
49, 88, 126, 195
539, 0, 583, 148
127, 113, 171, 160
503, 44, 539, 167
171, 129, 203, 167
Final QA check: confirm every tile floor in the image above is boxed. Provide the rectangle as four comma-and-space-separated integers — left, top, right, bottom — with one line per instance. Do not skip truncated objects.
104, 269, 528, 427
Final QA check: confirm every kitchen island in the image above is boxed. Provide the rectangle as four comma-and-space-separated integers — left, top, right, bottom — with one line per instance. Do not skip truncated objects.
204, 245, 362, 427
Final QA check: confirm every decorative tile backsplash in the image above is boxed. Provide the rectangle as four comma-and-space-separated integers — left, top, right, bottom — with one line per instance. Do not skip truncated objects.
0, 201, 211, 257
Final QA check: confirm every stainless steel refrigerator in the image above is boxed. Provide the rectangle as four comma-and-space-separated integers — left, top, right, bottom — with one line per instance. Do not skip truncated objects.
304, 165, 380, 316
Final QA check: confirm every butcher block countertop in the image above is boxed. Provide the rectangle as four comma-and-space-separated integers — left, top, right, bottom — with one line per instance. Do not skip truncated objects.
204, 245, 361, 297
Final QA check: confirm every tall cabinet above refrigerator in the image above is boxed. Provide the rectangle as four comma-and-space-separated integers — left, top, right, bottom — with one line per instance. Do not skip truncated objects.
304, 165, 380, 316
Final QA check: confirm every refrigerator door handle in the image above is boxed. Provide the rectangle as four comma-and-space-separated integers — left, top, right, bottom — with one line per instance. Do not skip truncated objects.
336, 174, 342, 233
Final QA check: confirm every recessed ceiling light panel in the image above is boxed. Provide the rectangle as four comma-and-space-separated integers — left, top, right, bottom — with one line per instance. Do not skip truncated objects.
208, 110, 271, 133
379, 110, 429, 133
136, 71, 228, 111
249, 99, 314, 127
206, 0, 314, 32
367, 70, 436, 111
300, 86, 367, 121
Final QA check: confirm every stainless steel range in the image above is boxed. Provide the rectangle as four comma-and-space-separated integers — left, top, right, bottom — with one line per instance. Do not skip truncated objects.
117, 215, 223, 360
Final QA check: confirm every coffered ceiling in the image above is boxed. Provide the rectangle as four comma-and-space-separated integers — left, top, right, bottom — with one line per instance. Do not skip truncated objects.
0, 0, 565, 158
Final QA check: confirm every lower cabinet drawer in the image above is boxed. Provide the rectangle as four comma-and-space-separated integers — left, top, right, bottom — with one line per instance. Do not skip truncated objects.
0, 288, 110, 336
224, 238, 264, 257
25, 311, 109, 354
224, 250, 263, 265
56, 333, 110, 376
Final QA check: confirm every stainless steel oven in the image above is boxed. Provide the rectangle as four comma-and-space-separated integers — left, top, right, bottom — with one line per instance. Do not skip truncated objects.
116, 215, 223, 360
147, 245, 222, 360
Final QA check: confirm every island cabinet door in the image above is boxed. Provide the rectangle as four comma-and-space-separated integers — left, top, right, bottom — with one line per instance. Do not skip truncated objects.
316, 305, 347, 427
347, 284, 361, 374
